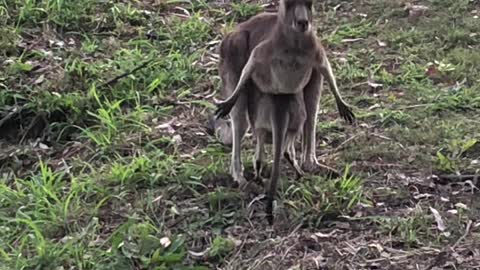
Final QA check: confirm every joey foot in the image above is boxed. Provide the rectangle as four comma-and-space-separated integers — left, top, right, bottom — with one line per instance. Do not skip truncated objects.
232, 169, 263, 195
284, 152, 305, 179
262, 178, 271, 194
238, 178, 263, 195
253, 159, 264, 182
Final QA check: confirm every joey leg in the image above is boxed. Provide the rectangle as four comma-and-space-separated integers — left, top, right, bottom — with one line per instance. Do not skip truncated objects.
266, 95, 289, 225
254, 130, 266, 182
230, 93, 249, 188
284, 133, 304, 178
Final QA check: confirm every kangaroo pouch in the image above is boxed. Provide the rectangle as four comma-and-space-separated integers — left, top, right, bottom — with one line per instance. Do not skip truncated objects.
247, 91, 306, 136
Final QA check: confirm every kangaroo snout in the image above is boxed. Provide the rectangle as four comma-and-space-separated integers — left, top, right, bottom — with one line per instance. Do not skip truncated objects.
294, 5, 310, 32
295, 19, 309, 32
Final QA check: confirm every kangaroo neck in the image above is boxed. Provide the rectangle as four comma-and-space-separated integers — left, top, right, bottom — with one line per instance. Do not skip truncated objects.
272, 18, 315, 51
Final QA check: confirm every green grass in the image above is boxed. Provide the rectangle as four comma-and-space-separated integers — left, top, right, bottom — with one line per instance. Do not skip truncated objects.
1, 0, 480, 269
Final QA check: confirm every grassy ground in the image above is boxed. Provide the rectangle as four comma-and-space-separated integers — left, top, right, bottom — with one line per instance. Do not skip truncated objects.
1, 0, 480, 269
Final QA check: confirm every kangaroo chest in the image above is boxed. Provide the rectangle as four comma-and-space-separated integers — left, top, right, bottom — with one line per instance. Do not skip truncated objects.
252, 50, 314, 95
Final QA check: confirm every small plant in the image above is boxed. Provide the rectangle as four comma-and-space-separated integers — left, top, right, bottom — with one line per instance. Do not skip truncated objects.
110, 2, 144, 25
436, 138, 477, 172
8, 60, 33, 74
169, 13, 213, 51
325, 21, 374, 45
208, 236, 235, 259
78, 86, 123, 148
77, 85, 151, 150
377, 213, 433, 247
335, 165, 365, 210
0, 26, 18, 56
81, 37, 98, 54
208, 188, 242, 212
284, 165, 365, 225
378, 110, 412, 127
230, 2, 263, 21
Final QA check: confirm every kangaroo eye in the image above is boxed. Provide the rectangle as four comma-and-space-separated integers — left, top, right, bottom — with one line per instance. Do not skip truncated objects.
306, 1, 313, 9
285, 1, 294, 9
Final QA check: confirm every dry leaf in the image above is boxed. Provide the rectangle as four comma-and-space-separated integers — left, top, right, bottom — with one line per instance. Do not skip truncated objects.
337, 57, 348, 64
34, 74, 45, 85
172, 134, 182, 144
333, 222, 350, 230
156, 119, 176, 134
369, 243, 384, 253
430, 207, 446, 232
425, 64, 441, 81
313, 230, 338, 238
447, 209, 458, 215
341, 38, 364, 43
455, 203, 468, 210
414, 193, 434, 200
377, 39, 387, 47
38, 143, 49, 150
406, 4, 429, 22
367, 77, 383, 89
152, 195, 163, 203
160, 237, 171, 248
188, 248, 210, 258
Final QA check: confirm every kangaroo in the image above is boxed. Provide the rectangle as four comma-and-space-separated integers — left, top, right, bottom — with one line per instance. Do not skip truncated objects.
214, 0, 355, 224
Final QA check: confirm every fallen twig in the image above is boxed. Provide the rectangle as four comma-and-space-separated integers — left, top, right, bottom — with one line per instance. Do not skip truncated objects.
226, 234, 248, 268
370, 133, 392, 141
434, 174, 480, 184
320, 133, 362, 157
20, 112, 46, 144
452, 220, 473, 250
397, 103, 434, 110
99, 59, 153, 88
425, 251, 448, 270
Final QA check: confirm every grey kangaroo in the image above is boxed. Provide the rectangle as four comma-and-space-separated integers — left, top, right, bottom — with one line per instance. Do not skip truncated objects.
214, 0, 355, 224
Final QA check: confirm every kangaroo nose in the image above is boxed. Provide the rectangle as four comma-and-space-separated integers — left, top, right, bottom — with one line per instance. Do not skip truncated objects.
296, 19, 308, 31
